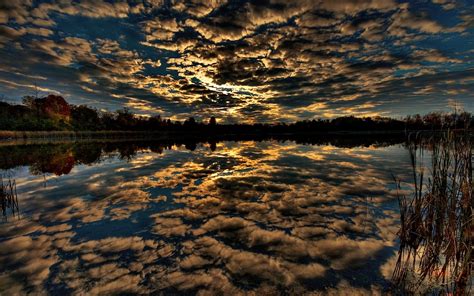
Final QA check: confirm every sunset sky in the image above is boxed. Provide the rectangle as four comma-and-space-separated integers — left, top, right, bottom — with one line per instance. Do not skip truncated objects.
0, 0, 472, 122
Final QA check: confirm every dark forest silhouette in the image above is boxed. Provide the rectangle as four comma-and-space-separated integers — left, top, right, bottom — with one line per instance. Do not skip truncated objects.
0, 94, 472, 133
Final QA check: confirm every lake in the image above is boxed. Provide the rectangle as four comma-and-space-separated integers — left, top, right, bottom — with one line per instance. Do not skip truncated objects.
0, 138, 425, 294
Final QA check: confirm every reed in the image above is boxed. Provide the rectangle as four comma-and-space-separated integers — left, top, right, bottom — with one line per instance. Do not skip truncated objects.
393, 130, 472, 294
0, 177, 19, 220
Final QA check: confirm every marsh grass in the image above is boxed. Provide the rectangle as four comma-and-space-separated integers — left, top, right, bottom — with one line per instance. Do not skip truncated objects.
393, 130, 472, 295
0, 177, 19, 221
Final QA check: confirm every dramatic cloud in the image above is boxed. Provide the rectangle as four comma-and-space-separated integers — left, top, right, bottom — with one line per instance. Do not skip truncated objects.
0, 0, 472, 121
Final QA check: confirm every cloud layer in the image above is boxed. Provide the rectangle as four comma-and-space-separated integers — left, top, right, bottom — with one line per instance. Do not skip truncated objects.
0, 0, 472, 122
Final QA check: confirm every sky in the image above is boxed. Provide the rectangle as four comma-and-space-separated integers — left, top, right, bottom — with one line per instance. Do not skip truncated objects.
0, 0, 473, 123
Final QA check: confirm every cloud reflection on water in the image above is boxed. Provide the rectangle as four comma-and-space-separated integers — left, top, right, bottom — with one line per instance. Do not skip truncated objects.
0, 140, 414, 294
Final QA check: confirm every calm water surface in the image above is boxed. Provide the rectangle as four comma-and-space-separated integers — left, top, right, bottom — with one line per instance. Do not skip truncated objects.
0, 139, 416, 295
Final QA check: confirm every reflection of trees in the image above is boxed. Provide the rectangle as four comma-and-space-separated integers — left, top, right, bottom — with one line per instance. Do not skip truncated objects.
73, 143, 102, 165
0, 133, 412, 175
393, 131, 472, 295
0, 144, 94, 176
209, 141, 217, 151
184, 141, 197, 151
29, 147, 75, 176
115, 143, 139, 161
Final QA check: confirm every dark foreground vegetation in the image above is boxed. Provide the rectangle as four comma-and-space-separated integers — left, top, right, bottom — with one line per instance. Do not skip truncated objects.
0, 178, 18, 221
393, 130, 472, 295
0, 95, 472, 137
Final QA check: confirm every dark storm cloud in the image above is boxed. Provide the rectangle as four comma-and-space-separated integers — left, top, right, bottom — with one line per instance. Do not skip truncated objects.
0, 0, 472, 121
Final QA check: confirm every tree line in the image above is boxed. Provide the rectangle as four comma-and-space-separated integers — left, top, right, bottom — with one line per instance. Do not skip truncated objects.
0, 94, 472, 132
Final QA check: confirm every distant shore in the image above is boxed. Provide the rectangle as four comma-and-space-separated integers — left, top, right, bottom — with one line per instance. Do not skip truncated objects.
1, 129, 471, 148
0, 129, 414, 141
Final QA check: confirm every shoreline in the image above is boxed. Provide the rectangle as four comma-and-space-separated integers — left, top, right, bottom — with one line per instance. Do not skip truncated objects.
0, 129, 418, 140
1, 129, 471, 147
0, 129, 471, 139
0, 129, 411, 142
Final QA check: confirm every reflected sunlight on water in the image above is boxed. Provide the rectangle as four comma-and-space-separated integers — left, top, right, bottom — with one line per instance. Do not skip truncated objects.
0, 140, 417, 295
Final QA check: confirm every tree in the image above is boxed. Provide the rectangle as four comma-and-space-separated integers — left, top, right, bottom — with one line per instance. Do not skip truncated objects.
22, 96, 36, 108
116, 108, 136, 129
71, 105, 100, 130
41, 95, 71, 120
100, 111, 117, 130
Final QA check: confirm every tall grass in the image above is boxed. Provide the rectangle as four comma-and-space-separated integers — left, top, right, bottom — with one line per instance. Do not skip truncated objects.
0, 178, 19, 220
393, 130, 472, 294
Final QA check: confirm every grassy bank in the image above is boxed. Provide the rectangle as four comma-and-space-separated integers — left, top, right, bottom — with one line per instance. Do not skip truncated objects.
0, 129, 414, 140
2, 129, 471, 140
0, 130, 168, 140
